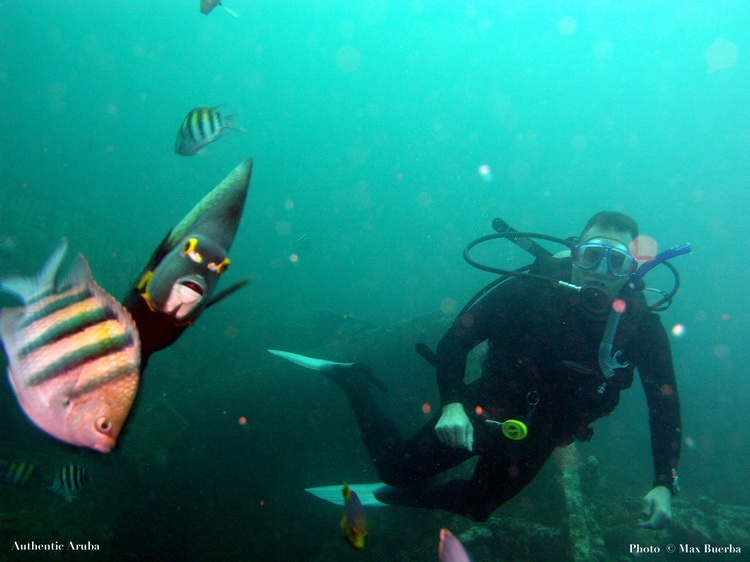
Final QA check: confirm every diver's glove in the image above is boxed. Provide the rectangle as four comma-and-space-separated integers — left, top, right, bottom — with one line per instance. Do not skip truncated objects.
435, 403, 474, 453
638, 486, 673, 529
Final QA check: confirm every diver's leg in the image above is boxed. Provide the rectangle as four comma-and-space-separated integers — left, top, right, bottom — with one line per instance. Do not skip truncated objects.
376, 440, 556, 521
342, 382, 474, 485
459, 442, 556, 521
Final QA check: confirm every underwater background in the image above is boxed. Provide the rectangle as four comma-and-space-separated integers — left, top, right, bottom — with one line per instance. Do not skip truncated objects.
0, 1, 748, 560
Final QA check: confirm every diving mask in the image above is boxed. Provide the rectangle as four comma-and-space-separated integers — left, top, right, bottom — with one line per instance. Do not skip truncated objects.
572, 243, 637, 277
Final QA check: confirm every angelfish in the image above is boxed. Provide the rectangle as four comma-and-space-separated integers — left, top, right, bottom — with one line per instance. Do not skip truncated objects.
341, 483, 368, 550
0, 240, 141, 453
123, 158, 253, 369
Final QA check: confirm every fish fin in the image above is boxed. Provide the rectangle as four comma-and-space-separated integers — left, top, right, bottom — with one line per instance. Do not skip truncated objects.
221, 3, 240, 18
222, 114, 247, 134
127, 229, 174, 297
143, 230, 175, 273
0, 309, 25, 348
0, 238, 68, 304
59, 253, 95, 292
205, 279, 250, 309
305, 483, 390, 507
46, 482, 71, 502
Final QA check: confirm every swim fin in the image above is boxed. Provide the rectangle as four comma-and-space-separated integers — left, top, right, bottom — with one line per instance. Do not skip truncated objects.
267, 349, 388, 393
305, 483, 391, 507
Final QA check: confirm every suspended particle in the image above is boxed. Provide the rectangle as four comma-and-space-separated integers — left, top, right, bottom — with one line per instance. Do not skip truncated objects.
557, 16, 577, 36
440, 297, 457, 315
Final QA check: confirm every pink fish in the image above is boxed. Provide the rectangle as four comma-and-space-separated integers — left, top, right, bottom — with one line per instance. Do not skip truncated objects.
0, 240, 141, 453
439, 528, 472, 562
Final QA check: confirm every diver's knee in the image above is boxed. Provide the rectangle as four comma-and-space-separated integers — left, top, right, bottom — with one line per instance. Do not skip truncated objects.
378, 472, 410, 487
463, 504, 494, 522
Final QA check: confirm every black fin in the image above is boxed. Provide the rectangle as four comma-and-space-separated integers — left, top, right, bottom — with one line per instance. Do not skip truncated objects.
205, 279, 250, 309
415, 343, 438, 367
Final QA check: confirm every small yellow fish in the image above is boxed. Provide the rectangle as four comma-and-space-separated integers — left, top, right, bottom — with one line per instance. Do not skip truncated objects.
341, 483, 368, 550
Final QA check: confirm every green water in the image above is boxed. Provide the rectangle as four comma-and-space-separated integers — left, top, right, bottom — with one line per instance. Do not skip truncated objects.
1, 1, 748, 560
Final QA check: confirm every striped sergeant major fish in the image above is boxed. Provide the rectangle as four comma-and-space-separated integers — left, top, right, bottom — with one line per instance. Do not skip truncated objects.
0, 460, 40, 487
174, 106, 246, 156
0, 239, 141, 453
48, 464, 91, 502
200, 0, 239, 17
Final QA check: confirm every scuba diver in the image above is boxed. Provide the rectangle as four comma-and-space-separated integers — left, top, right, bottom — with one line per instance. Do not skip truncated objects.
272, 211, 685, 527
123, 158, 253, 372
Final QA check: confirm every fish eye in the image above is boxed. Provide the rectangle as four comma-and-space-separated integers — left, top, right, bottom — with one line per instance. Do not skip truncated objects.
181, 238, 203, 263
210, 258, 230, 274
95, 417, 113, 434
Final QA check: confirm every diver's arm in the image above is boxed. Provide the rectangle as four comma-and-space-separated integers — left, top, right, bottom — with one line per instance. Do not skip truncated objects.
434, 327, 475, 451
636, 314, 681, 528
640, 486, 673, 529
435, 402, 474, 451
433, 281, 513, 451
435, 329, 473, 407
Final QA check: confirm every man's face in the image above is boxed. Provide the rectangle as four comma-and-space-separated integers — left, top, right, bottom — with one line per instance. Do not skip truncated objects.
571, 226, 635, 302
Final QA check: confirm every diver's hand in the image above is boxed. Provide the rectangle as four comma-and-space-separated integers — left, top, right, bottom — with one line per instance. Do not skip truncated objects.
435, 403, 474, 452
639, 486, 673, 529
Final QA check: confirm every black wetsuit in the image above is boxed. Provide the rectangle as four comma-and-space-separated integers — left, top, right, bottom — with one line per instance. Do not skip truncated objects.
343, 257, 681, 521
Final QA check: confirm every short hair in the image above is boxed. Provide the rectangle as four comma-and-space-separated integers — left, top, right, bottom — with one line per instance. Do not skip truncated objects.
581, 211, 639, 240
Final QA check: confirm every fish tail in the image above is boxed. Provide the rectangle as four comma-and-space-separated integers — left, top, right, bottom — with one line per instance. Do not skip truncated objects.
222, 114, 247, 133
0, 238, 68, 305
221, 3, 241, 18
